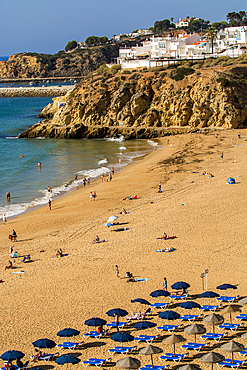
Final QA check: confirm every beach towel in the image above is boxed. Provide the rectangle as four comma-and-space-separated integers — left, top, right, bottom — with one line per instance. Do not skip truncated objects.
113, 228, 132, 232
135, 278, 150, 282
157, 236, 177, 240
12, 271, 25, 274
156, 248, 175, 252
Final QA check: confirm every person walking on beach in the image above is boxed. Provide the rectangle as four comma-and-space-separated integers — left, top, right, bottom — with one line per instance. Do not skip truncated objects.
6, 192, 10, 200
114, 312, 120, 332
115, 265, 120, 279
163, 277, 167, 291
48, 199, 51, 210
220, 153, 223, 160
90, 192, 93, 201
92, 191, 97, 200
111, 167, 114, 176
3, 214, 6, 223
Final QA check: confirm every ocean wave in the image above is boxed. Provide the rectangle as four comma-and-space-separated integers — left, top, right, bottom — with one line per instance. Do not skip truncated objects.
35, 137, 45, 139
77, 166, 110, 178
147, 140, 158, 146
98, 158, 108, 165
5, 136, 18, 139
105, 135, 124, 143
119, 146, 126, 150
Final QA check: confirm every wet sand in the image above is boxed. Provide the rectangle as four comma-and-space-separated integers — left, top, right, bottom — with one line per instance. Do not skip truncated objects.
0, 129, 246, 367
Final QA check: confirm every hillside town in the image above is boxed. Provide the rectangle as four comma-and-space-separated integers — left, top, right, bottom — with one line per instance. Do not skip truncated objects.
116, 25, 247, 69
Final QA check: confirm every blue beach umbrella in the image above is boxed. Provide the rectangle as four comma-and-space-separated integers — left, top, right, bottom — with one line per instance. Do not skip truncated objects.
227, 178, 235, 184
103, 223, 113, 227
171, 281, 190, 290
55, 354, 80, 369
111, 332, 134, 343
159, 310, 180, 320
200, 291, 220, 305
150, 290, 170, 298
217, 284, 237, 291
133, 321, 156, 330
131, 298, 151, 305
1, 351, 25, 361
57, 328, 80, 337
180, 301, 201, 310
32, 338, 56, 348
84, 317, 107, 327
106, 308, 128, 317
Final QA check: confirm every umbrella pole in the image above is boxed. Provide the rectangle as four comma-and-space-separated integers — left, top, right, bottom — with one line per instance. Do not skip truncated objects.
212, 363, 213, 370
213, 324, 215, 335
195, 334, 196, 344
232, 353, 234, 364
230, 313, 232, 325
173, 343, 175, 355
151, 354, 153, 368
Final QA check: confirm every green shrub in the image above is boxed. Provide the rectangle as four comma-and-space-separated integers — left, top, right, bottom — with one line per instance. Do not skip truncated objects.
170, 67, 195, 81
216, 77, 229, 86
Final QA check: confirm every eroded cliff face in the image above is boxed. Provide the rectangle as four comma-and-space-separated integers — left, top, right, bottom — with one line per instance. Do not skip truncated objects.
19, 65, 247, 139
0, 55, 42, 78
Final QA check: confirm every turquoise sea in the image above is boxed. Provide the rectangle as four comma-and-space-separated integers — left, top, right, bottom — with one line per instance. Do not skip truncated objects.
0, 96, 158, 219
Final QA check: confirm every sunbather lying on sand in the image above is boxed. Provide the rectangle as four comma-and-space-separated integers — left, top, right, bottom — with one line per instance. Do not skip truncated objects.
159, 232, 176, 240
123, 195, 137, 200
118, 208, 127, 214
93, 235, 107, 244
111, 227, 131, 232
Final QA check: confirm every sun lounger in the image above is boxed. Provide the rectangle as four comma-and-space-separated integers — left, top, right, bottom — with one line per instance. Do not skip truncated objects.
156, 324, 180, 333
140, 365, 169, 370
216, 296, 239, 303
108, 346, 137, 356
82, 358, 112, 368
218, 323, 241, 332
159, 353, 189, 364
56, 341, 84, 350
21, 255, 31, 262
198, 305, 220, 313
83, 330, 108, 340
217, 359, 246, 369
134, 335, 158, 343
200, 332, 228, 342
150, 302, 170, 309
31, 352, 59, 361
235, 314, 247, 321
178, 314, 200, 322
106, 321, 126, 328
169, 294, 188, 301
239, 349, 247, 357
125, 309, 151, 321
181, 342, 210, 352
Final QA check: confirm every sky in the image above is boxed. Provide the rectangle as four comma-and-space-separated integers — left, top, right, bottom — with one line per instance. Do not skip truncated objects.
0, 0, 246, 56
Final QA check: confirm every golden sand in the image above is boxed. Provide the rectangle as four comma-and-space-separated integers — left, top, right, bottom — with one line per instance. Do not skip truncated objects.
0, 129, 246, 367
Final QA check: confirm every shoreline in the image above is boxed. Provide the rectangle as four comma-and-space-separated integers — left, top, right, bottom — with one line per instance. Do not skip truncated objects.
0, 130, 246, 360
0, 138, 159, 221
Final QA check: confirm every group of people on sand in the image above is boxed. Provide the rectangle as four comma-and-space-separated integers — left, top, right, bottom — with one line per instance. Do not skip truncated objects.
4, 358, 25, 369
89, 191, 97, 201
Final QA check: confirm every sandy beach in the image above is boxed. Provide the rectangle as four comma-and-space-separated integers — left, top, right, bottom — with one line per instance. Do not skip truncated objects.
0, 129, 246, 367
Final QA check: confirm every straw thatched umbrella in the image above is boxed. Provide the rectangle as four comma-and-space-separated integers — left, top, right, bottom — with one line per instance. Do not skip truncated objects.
203, 313, 224, 335
200, 351, 225, 370
178, 365, 202, 370
239, 297, 247, 306
220, 305, 241, 325
241, 332, 247, 340
163, 333, 186, 355
117, 357, 141, 369
220, 340, 244, 363
184, 324, 206, 344
139, 345, 163, 368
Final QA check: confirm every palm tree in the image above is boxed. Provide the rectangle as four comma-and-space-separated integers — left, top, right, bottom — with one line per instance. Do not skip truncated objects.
206, 27, 218, 54
170, 17, 174, 23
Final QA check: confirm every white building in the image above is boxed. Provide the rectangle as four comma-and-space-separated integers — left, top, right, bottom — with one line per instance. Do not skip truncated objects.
175, 18, 191, 28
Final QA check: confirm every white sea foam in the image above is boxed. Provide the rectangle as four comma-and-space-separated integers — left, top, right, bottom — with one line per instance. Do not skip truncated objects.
5, 136, 18, 139
119, 146, 126, 150
147, 140, 158, 146
77, 166, 110, 178
98, 158, 108, 165
105, 135, 124, 143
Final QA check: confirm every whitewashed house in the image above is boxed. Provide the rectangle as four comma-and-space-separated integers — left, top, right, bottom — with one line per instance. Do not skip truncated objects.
175, 18, 191, 28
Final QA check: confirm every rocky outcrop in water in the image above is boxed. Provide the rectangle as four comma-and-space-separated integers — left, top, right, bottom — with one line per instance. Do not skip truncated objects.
18, 65, 247, 139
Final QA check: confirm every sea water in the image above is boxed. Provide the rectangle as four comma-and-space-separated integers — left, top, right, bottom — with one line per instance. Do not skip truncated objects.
0, 97, 158, 219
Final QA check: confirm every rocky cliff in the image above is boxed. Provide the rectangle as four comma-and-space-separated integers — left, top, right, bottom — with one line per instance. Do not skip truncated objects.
18, 64, 247, 139
0, 42, 134, 79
